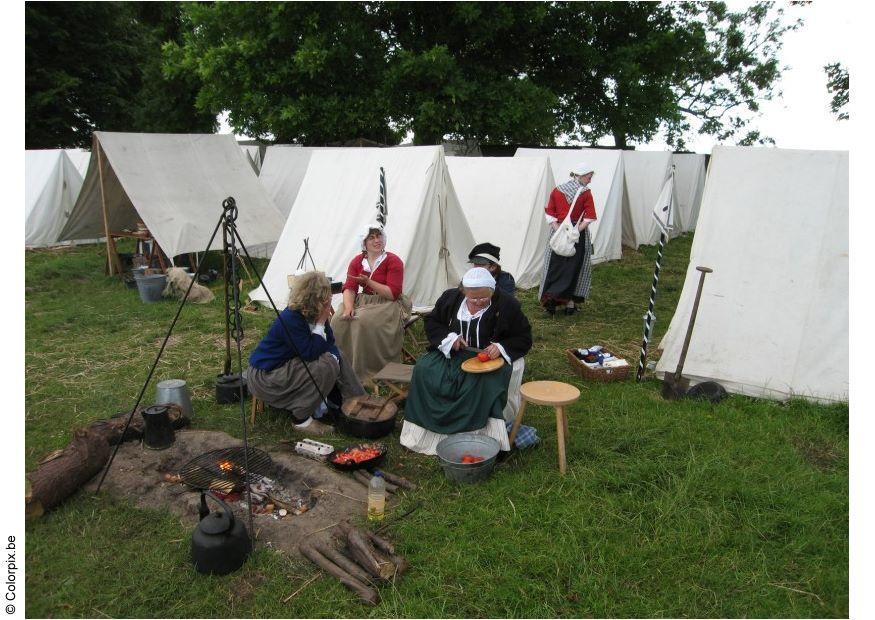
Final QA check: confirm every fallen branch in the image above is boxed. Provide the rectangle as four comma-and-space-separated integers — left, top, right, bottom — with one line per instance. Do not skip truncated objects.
379, 470, 417, 490
299, 543, 378, 606
282, 574, 320, 603
312, 541, 375, 585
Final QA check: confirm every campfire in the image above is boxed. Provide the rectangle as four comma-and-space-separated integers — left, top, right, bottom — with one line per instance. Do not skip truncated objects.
166, 446, 317, 519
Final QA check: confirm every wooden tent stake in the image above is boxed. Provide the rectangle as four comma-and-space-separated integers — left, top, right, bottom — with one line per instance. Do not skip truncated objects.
95, 136, 122, 276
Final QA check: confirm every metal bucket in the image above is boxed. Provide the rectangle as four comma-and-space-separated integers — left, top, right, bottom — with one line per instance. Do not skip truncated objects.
436, 434, 500, 484
134, 272, 167, 303
156, 379, 193, 416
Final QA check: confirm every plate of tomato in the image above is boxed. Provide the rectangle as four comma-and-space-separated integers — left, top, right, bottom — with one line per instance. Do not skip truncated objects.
460, 351, 505, 374
329, 442, 387, 471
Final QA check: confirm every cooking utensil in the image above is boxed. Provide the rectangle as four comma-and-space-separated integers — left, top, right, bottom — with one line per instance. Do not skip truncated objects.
337, 395, 399, 439
140, 404, 175, 450
436, 434, 500, 484
662, 266, 712, 400
329, 443, 387, 471
191, 492, 251, 575
215, 373, 248, 404
155, 379, 193, 416
461, 356, 505, 374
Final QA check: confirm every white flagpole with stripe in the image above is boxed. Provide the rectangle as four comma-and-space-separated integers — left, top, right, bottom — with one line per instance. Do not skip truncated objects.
636, 167, 675, 382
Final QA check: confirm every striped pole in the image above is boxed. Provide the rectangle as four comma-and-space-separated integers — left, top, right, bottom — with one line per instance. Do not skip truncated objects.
636, 167, 675, 382
376, 166, 387, 226
636, 231, 668, 381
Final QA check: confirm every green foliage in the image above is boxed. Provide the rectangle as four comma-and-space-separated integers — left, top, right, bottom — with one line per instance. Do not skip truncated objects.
25, 2, 215, 149
25, 239, 847, 617
824, 62, 849, 121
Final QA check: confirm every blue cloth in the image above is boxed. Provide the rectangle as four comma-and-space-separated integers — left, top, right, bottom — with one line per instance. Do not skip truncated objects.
496, 271, 516, 296
505, 420, 539, 448
249, 308, 339, 371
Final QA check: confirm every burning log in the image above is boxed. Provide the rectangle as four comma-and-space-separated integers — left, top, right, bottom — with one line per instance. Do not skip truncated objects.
26, 428, 111, 517
299, 543, 379, 606
346, 526, 396, 581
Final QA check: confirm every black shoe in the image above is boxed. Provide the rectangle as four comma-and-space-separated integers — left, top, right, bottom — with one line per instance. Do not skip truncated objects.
564, 306, 577, 316
544, 300, 556, 315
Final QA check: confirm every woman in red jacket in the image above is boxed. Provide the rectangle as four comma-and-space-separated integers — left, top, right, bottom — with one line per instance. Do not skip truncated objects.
329, 225, 411, 383
538, 162, 597, 315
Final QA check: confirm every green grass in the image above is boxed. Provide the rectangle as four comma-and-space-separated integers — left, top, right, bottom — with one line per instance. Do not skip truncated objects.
25, 237, 848, 618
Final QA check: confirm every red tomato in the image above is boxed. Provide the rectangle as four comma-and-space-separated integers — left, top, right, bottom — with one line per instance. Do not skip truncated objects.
477, 352, 491, 363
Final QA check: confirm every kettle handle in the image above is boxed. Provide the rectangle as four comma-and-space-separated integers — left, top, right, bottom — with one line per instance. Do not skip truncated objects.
201, 492, 236, 526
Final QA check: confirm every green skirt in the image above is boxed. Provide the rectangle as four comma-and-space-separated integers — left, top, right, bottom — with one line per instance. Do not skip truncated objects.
403, 349, 513, 435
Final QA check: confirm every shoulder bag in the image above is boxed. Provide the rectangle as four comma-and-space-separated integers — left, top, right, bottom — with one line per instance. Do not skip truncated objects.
548, 188, 585, 257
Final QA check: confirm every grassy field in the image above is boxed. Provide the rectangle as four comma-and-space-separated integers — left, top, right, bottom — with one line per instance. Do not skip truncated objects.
24, 236, 848, 618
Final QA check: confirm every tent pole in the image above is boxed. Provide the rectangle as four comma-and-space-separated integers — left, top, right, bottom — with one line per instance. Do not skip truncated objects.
95, 136, 121, 277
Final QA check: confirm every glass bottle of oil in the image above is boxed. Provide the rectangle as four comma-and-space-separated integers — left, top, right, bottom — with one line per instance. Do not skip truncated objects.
367, 471, 386, 521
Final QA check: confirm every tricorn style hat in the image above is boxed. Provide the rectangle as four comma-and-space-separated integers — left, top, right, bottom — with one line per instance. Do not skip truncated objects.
468, 242, 501, 265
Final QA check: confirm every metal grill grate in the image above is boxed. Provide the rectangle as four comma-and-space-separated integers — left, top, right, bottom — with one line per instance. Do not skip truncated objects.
178, 447, 273, 492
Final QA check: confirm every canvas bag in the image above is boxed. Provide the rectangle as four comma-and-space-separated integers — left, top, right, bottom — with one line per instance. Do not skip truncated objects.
548, 188, 585, 257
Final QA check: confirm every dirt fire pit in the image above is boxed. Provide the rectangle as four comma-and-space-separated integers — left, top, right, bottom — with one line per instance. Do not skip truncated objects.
84, 429, 372, 558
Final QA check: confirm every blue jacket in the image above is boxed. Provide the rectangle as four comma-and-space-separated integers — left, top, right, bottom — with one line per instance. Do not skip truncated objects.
249, 308, 339, 371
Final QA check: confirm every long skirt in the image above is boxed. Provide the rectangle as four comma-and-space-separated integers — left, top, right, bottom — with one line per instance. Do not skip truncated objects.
330, 293, 412, 383
538, 227, 593, 305
400, 350, 514, 455
247, 353, 366, 423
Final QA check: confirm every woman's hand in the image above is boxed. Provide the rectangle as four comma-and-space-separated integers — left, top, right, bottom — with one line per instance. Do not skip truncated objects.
340, 306, 356, 321
317, 301, 334, 324
452, 336, 468, 351
483, 343, 502, 360
352, 274, 371, 287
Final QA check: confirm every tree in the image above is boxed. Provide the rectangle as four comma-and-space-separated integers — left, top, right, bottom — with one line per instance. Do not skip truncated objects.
165, 2, 399, 144
535, 1, 799, 149
25, 2, 214, 149
824, 62, 848, 121
374, 2, 559, 145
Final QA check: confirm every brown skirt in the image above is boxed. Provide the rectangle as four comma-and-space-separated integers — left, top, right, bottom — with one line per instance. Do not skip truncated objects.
247, 353, 366, 422
330, 294, 412, 383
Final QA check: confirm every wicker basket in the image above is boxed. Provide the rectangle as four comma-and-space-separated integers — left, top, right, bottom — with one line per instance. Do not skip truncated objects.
565, 349, 631, 382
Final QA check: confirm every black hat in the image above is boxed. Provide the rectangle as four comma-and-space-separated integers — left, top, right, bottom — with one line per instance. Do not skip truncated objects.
468, 242, 501, 265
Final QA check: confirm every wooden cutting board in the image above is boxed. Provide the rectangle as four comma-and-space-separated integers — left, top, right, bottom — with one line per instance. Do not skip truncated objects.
460, 356, 505, 374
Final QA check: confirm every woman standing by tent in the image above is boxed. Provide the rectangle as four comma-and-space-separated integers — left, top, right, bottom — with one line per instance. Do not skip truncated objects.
539, 162, 597, 315
330, 224, 411, 384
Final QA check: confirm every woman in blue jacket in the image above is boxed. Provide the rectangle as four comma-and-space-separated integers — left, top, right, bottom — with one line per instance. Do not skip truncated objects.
248, 271, 366, 432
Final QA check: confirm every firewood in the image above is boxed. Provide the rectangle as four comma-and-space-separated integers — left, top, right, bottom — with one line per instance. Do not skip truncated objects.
387, 553, 409, 578
311, 541, 375, 585
299, 543, 378, 606
352, 470, 371, 488
347, 527, 396, 580
26, 428, 111, 516
379, 470, 417, 490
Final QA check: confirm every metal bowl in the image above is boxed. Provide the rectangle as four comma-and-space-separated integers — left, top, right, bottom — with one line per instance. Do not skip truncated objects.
436, 434, 500, 484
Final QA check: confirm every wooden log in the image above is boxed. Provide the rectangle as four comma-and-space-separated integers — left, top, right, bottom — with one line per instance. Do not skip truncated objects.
311, 541, 375, 585
335, 521, 396, 555
379, 470, 417, 490
299, 543, 379, 606
26, 428, 111, 515
347, 527, 396, 580
387, 553, 409, 578
352, 470, 371, 488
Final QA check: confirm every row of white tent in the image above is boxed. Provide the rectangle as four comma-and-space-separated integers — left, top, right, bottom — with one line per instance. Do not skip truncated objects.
23, 133, 847, 404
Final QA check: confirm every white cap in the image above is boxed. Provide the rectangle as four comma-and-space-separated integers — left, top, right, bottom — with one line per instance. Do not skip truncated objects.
571, 162, 594, 176
461, 267, 496, 289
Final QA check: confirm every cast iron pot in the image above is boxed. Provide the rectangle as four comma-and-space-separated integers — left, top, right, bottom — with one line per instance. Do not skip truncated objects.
141, 404, 175, 450
215, 373, 248, 404
191, 493, 251, 575
335, 395, 398, 439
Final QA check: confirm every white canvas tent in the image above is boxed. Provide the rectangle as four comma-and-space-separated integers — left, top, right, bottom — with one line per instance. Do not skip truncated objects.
446, 156, 553, 288
514, 147, 624, 265
250, 146, 477, 310
671, 153, 707, 232
64, 148, 92, 178
655, 146, 848, 403
240, 144, 263, 175
26, 150, 84, 247
621, 150, 676, 248
257, 146, 324, 218
59, 132, 286, 265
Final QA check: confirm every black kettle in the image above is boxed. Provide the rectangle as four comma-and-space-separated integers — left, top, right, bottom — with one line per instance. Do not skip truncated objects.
141, 404, 175, 450
191, 492, 251, 575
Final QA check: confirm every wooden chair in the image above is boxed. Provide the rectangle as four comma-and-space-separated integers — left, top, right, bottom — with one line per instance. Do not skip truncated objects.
509, 381, 580, 474
371, 362, 415, 399
402, 313, 425, 364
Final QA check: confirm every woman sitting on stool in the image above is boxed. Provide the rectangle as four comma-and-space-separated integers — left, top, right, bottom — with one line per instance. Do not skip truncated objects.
248, 271, 366, 434
400, 267, 532, 455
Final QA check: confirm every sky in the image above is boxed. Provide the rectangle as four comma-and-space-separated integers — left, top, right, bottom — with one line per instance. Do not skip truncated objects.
220, 1, 851, 155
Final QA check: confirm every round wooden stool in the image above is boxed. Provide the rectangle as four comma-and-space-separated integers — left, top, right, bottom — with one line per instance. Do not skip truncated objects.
509, 381, 580, 474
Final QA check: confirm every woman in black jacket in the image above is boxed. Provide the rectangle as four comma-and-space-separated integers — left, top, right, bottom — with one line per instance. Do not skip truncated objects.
400, 267, 532, 455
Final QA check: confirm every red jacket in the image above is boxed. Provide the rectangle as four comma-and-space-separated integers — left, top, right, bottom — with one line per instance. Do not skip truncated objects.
342, 252, 404, 299
545, 187, 597, 223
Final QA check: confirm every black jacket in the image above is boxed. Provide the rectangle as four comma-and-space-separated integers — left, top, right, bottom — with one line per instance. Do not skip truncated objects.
424, 288, 532, 361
